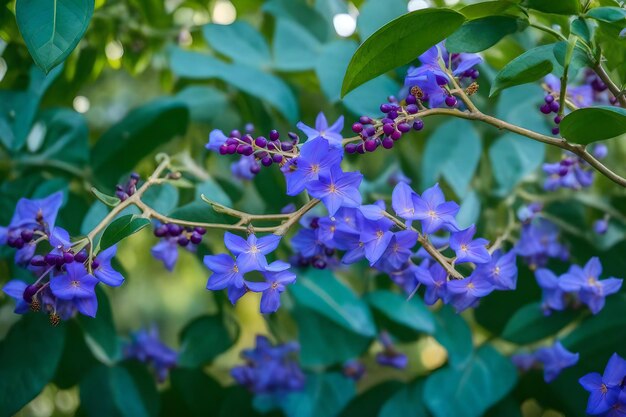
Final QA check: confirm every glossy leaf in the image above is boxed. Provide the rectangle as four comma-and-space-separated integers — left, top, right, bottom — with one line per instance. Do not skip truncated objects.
175, 86, 229, 124
357, 0, 407, 40
501, 302, 578, 344
489, 133, 545, 195
337, 381, 403, 417
99, 214, 151, 251
341, 9, 465, 96
490, 43, 561, 96
0, 315, 66, 416
78, 288, 121, 364
280, 373, 355, 417
273, 19, 321, 71
366, 290, 436, 335
447, 16, 527, 53
203, 22, 271, 69
423, 345, 517, 417
16, 0, 94, 72
178, 314, 239, 368
525, 0, 580, 15
262, 0, 332, 42
459, 1, 527, 19
560, 106, 626, 144
433, 306, 473, 368
587, 7, 626, 22
379, 380, 428, 417
91, 187, 121, 207
91, 98, 189, 185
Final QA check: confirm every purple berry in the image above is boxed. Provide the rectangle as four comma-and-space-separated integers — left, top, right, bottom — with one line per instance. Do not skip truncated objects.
380, 103, 392, 113
91, 259, 100, 270
356, 143, 366, 154
167, 224, 182, 236
30, 255, 46, 267
554, 116, 562, 124
230, 130, 241, 138
352, 123, 363, 133
63, 252, 74, 264
178, 236, 190, 247
412, 120, 424, 131
154, 225, 168, 237
23, 284, 39, 303
190, 232, 202, 244
219, 144, 228, 155
382, 124, 395, 135
540, 104, 551, 114
445, 96, 457, 107
592, 144, 608, 159
544, 95, 555, 104
549, 101, 560, 112
226, 144, 237, 154
382, 138, 394, 149
313, 259, 326, 269
194, 227, 206, 235
397, 122, 411, 133
390, 130, 402, 140
359, 116, 372, 124
365, 127, 376, 137
250, 163, 261, 175
280, 142, 293, 152
346, 143, 358, 154
552, 127, 560, 135
406, 104, 418, 114
405, 95, 417, 105
261, 157, 273, 167
272, 154, 283, 164
74, 250, 88, 263
388, 110, 399, 120
364, 140, 378, 152
255, 137, 267, 148
270, 130, 280, 141
20, 229, 33, 242
287, 132, 298, 141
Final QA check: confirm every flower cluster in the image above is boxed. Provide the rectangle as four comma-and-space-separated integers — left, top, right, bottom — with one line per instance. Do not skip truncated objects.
231, 335, 305, 395
203, 232, 295, 314
151, 223, 206, 271
516, 211, 568, 268
542, 144, 608, 191
1, 193, 125, 324
404, 42, 482, 108
535, 257, 622, 315
375, 331, 408, 369
580, 353, 626, 416
511, 340, 579, 382
124, 326, 178, 382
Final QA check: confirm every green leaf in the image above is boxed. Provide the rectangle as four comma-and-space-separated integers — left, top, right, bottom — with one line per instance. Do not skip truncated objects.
262, 0, 333, 42
560, 106, 626, 144
525, 0, 580, 15
433, 306, 473, 368
280, 373, 355, 417
0, 315, 66, 416
272, 19, 321, 71
16, 0, 94, 72
379, 380, 428, 417
457, 191, 481, 229
490, 43, 560, 96
196, 179, 232, 207
341, 8, 465, 96
164, 369, 224, 416
121, 362, 160, 417
501, 302, 578, 344
421, 119, 482, 198
142, 183, 179, 215
91, 98, 189, 185
459, 1, 527, 20
99, 214, 151, 251
169, 201, 230, 224
175, 86, 229, 124
357, 0, 407, 40
92, 187, 121, 207
447, 16, 527, 53
78, 287, 121, 363
337, 381, 403, 417
423, 345, 517, 417
177, 314, 239, 368
366, 290, 436, 336
587, 6, 626, 22
170, 47, 299, 122
289, 269, 376, 337
203, 22, 271, 69
80, 365, 151, 417
53, 321, 99, 389
343, 75, 400, 117
489, 133, 545, 194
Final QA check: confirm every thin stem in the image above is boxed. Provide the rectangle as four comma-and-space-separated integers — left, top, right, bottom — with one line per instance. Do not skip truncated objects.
529, 22, 567, 41
594, 62, 626, 107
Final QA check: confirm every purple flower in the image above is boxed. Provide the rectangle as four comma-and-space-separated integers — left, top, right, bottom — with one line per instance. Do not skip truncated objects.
333, 229, 365, 264
231, 156, 258, 181
291, 228, 324, 258
224, 232, 281, 271
297, 112, 344, 149
306, 165, 363, 216
535, 268, 566, 313
204, 254, 251, 290
50, 262, 99, 317
151, 239, 179, 271
516, 219, 568, 268
206, 129, 228, 152
559, 257, 623, 314
124, 326, 177, 383
534, 341, 579, 383
93, 245, 125, 287
594, 218, 609, 235
449, 225, 490, 264
475, 250, 517, 291
377, 230, 418, 270
415, 262, 448, 305
511, 352, 537, 372
376, 331, 408, 369
391, 181, 419, 220
342, 360, 366, 380
359, 216, 394, 265
579, 353, 626, 415
545, 74, 594, 108
2, 280, 31, 314
281, 138, 342, 196
246, 261, 296, 314
388, 263, 420, 295
446, 273, 494, 312
412, 183, 459, 234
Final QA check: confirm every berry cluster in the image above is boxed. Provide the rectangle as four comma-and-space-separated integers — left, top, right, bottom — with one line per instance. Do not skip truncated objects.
542, 144, 608, 191
151, 224, 206, 271
539, 94, 562, 135
115, 172, 141, 201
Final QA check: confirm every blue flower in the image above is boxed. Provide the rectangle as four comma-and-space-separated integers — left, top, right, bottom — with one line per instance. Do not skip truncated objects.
391, 181, 420, 220
359, 216, 394, 265
534, 341, 579, 383
124, 326, 177, 382
535, 268, 566, 313
204, 254, 251, 290
412, 183, 459, 234
475, 250, 517, 291
580, 353, 626, 415
306, 165, 363, 216
224, 232, 282, 271
246, 261, 296, 314
376, 331, 408, 369
297, 112, 344, 149
93, 245, 125, 287
377, 230, 418, 270
151, 238, 179, 271
449, 225, 491, 264
50, 262, 99, 317
205, 129, 228, 152
281, 138, 343, 196
446, 273, 494, 312
559, 257, 623, 314
2, 280, 31, 314
415, 262, 448, 305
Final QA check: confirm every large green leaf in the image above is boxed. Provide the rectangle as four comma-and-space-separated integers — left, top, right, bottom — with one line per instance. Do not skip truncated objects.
16, 0, 94, 72
560, 106, 626, 144
262, 0, 333, 42
177, 314, 239, 368
163, 369, 224, 416
170, 47, 298, 122
203, 22, 271, 69
357, 0, 407, 40
53, 321, 99, 389
490, 43, 560, 96
0, 315, 66, 417
99, 214, 151, 251
175, 86, 229, 124
78, 287, 121, 364
489, 133, 545, 194
341, 8, 465, 96
587, 6, 626, 22
447, 16, 527, 53
379, 380, 428, 417
423, 345, 517, 417
501, 302, 578, 345
280, 373, 355, 417
91, 98, 189, 185
421, 119, 482, 199
525, 0, 580, 15
337, 381, 403, 417
273, 19, 321, 71
366, 290, 436, 337
432, 306, 473, 368
459, 1, 527, 19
